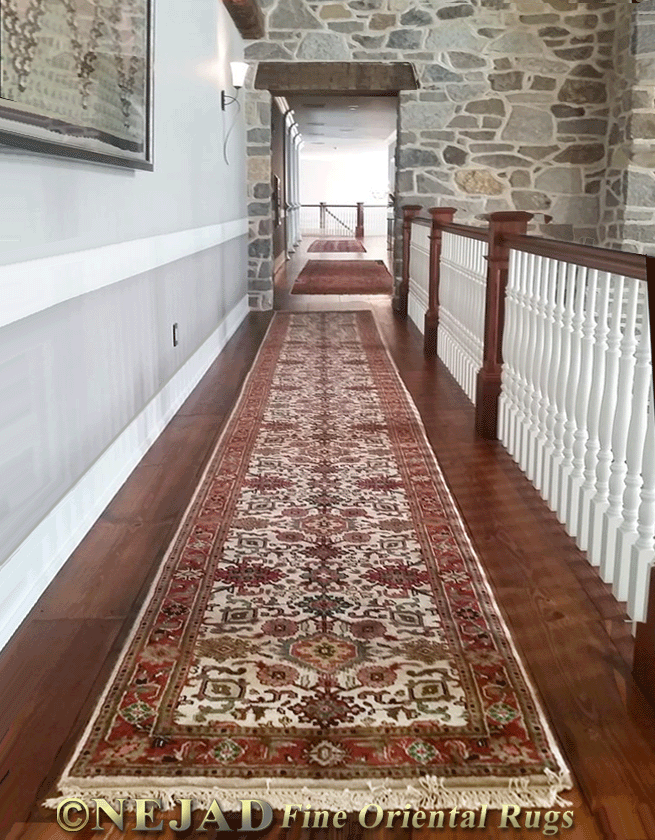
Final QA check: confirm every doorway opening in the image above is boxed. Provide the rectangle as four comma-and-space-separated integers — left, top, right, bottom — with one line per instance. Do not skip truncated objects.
271, 93, 397, 307
246, 61, 419, 310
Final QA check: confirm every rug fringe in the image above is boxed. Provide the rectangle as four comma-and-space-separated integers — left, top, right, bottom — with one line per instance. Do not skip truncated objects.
43, 769, 572, 813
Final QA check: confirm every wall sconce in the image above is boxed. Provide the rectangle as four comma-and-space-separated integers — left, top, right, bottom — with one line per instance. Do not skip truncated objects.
221, 61, 249, 110
221, 61, 248, 165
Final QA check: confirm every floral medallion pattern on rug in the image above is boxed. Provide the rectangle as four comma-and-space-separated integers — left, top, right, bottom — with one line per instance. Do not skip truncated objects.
54, 311, 569, 807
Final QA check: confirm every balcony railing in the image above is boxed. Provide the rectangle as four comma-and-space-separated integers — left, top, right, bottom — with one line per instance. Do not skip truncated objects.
398, 205, 655, 710
300, 203, 389, 239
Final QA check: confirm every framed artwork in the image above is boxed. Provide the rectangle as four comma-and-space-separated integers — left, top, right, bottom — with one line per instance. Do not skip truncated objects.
0, 0, 154, 170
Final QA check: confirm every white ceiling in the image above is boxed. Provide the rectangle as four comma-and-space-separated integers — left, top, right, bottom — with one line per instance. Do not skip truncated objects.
287, 95, 397, 151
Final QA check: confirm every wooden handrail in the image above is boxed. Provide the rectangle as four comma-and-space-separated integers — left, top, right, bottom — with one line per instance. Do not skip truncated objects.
411, 217, 487, 241
440, 222, 488, 242
503, 233, 647, 281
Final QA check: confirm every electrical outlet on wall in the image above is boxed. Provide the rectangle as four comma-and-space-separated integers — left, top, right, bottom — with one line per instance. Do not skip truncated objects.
172, 323, 179, 347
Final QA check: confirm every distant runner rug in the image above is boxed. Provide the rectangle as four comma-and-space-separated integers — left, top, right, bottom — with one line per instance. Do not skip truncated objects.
307, 239, 366, 253
292, 260, 393, 295
47, 312, 571, 812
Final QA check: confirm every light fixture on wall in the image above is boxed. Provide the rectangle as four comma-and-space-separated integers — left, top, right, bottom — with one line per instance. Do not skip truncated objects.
221, 61, 249, 110
221, 61, 248, 165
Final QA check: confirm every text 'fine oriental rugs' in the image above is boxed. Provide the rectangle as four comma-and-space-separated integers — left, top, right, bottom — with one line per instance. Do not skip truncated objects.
48, 312, 571, 812
291, 260, 393, 295
307, 239, 367, 253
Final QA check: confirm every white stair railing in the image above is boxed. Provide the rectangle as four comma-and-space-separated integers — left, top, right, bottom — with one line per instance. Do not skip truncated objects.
500, 253, 653, 623
436, 231, 488, 403
400, 205, 654, 635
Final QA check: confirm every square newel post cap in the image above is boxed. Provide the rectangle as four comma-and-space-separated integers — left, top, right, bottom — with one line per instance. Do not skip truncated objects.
402, 204, 423, 219
429, 207, 457, 224
484, 211, 533, 232
485, 211, 534, 222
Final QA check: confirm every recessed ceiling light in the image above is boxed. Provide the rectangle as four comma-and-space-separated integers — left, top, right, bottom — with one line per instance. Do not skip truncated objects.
348, 106, 358, 110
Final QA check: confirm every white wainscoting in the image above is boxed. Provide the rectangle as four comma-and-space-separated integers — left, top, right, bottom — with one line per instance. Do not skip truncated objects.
0, 294, 249, 653
0, 218, 249, 329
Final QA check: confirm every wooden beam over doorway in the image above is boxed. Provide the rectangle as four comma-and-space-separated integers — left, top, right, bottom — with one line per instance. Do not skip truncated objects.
255, 61, 419, 94
223, 0, 265, 39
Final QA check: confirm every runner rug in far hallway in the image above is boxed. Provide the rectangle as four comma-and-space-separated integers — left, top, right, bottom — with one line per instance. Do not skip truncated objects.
307, 239, 366, 253
45, 311, 571, 813
291, 259, 393, 295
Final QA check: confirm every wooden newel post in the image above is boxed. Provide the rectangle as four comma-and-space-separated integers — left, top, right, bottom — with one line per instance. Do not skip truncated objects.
634, 564, 655, 710
394, 204, 422, 318
475, 211, 533, 439
424, 207, 457, 356
319, 202, 326, 231
356, 202, 364, 239
634, 254, 655, 711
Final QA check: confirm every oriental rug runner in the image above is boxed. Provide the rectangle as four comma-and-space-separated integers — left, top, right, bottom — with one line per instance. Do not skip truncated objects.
47, 312, 571, 812
307, 239, 366, 253
291, 260, 393, 295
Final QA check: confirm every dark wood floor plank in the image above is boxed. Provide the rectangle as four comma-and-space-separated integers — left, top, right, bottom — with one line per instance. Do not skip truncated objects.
0, 619, 124, 836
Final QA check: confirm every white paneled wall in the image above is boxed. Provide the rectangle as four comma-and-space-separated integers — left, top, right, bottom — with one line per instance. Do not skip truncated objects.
437, 232, 488, 404
500, 251, 654, 625
407, 221, 430, 335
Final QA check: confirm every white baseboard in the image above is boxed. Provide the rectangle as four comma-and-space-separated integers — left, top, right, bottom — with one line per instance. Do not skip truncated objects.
0, 294, 249, 653
0, 218, 248, 329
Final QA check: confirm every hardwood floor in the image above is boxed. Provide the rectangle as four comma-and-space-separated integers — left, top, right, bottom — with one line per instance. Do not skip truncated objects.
1, 254, 655, 839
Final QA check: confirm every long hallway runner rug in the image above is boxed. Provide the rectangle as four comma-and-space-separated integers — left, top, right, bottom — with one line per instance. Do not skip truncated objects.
47, 311, 571, 812
291, 260, 393, 295
307, 239, 366, 253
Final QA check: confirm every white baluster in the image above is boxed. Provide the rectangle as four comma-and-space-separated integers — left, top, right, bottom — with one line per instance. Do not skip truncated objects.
577, 271, 611, 551
527, 256, 547, 484
511, 251, 530, 462
517, 253, 537, 473
520, 253, 538, 477
628, 384, 655, 622
567, 269, 599, 537
543, 261, 567, 507
600, 276, 640, 584
558, 264, 586, 526
550, 262, 577, 514
614, 297, 651, 599
588, 274, 625, 565
500, 249, 520, 447
535, 258, 557, 494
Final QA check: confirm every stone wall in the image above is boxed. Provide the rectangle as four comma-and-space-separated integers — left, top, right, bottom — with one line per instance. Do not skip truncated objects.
599, 0, 632, 250
244, 0, 620, 309
603, 0, 655, 254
